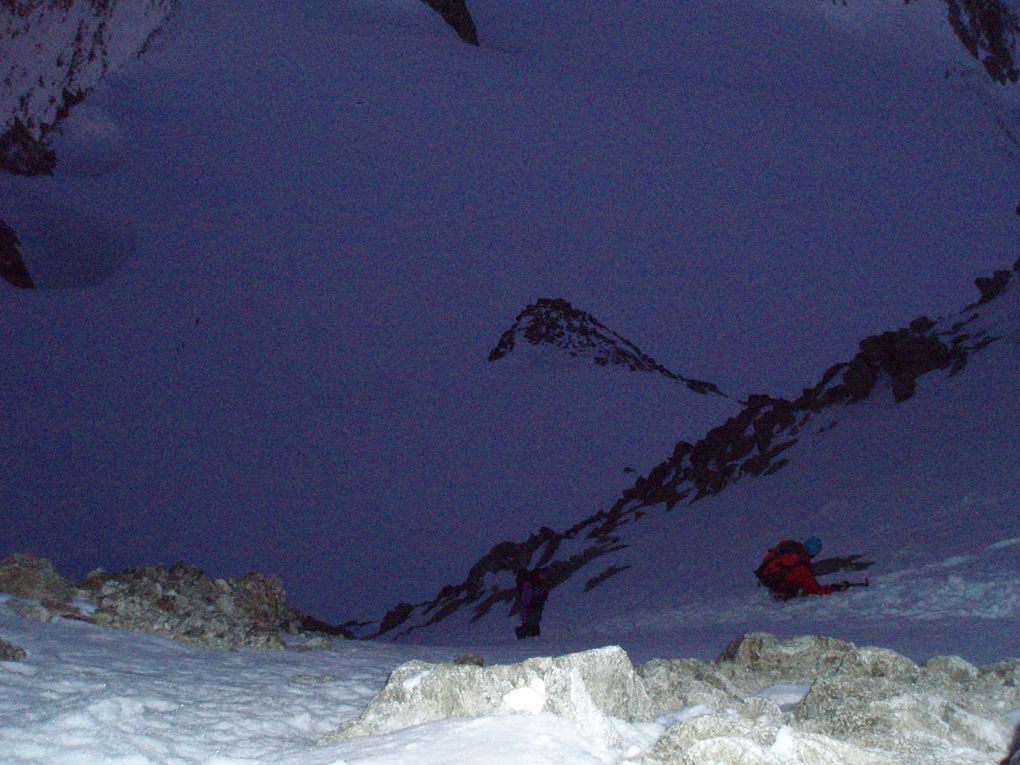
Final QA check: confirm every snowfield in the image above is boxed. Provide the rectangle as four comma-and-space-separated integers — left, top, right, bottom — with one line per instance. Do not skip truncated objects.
3, 0, 1020, 761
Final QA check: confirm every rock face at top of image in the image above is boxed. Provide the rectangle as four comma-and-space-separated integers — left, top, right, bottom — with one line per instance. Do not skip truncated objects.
322, 633, 1019, 764
1, 0, 178, 174
419, 0, 478, 45
356, 262, 1020, 640
488, 298, 725, 396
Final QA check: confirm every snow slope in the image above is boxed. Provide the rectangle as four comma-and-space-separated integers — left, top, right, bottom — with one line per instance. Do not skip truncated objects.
3, 0, 1020, 627
361, 268, 1020, 663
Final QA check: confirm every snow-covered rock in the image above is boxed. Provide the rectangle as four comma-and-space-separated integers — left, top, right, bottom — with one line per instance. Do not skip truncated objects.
322, 633, 1018, 763
637, 632, 1019, 765
322, 645, 655, 750
641, 710, 879, 765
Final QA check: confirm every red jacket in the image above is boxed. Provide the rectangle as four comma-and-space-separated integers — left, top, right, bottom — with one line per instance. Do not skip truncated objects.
780, 558, 833, 596
760, 542, 833, 598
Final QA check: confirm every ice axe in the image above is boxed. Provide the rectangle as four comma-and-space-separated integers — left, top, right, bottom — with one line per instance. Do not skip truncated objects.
832, 578, 869, 592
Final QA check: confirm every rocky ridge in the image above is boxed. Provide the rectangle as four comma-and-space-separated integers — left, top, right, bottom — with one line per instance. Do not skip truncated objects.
322, 632, 1020, 764
354, 262, 1020, 639
488, 297, 724, 396
0, 552, 350, 649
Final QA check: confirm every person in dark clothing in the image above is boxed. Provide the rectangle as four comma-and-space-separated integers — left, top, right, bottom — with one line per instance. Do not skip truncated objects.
755, 537, 850, 600
514, 566, 551, 639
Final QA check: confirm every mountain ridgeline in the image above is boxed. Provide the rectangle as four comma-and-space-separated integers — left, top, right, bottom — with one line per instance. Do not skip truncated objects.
487, 297, 724, 396
351, 261, 1020, 639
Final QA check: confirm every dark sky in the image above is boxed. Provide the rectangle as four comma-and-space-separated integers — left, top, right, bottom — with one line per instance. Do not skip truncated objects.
2, 0, 1019, 622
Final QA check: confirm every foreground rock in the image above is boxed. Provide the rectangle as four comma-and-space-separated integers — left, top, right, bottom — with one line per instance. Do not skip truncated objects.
638, 633, 1020, 765
325, 634, 1019, 765
322, 645, 654, 750
0, 552, 76, 609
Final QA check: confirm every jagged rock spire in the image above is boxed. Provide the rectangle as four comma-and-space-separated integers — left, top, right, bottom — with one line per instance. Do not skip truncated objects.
488, 297, 724, 396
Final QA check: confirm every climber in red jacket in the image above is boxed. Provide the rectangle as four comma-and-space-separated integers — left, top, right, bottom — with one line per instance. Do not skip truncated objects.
756, 537, 837, 600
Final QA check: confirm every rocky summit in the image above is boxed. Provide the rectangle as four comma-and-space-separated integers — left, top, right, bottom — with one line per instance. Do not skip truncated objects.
322, 633, 1020, 765
488, 297, 724, 396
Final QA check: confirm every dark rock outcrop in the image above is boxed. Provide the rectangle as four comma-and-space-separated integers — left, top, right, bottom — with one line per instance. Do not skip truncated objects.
0, 219, 35, 288
975, 269, 1012, 304
292, 613, 355, 640
419, 0, 479, 45
489, 297, 724, 396
0, 636, 27, 661
896, 0, 1019, 83
0, 118, 56, 175
944, 0, 1020, 84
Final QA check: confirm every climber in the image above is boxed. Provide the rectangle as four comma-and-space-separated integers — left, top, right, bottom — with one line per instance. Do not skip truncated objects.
755, 537, 865, 601
514, 566, 551, 639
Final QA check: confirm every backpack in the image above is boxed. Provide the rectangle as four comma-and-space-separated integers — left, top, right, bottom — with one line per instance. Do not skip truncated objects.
755, 540, 809, 591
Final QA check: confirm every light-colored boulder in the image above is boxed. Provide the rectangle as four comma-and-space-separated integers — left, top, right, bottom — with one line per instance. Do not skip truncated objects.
716, 632, 918, 687
641, 712, 887, 765
322, 645, 653, 750
638, 657, 743, 710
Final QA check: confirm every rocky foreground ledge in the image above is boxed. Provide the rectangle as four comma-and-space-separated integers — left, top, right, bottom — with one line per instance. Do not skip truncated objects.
0, 552, 349, 650
324, 634, 1020, 765
1, 553, 1018, 763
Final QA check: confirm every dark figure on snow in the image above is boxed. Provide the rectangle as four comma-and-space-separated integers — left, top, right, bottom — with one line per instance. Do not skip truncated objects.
756, 537, 864, 600
515, 566, 551, 639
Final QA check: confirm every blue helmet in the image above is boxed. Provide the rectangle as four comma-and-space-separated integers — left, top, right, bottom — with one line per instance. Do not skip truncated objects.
804, 537, 822, 557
